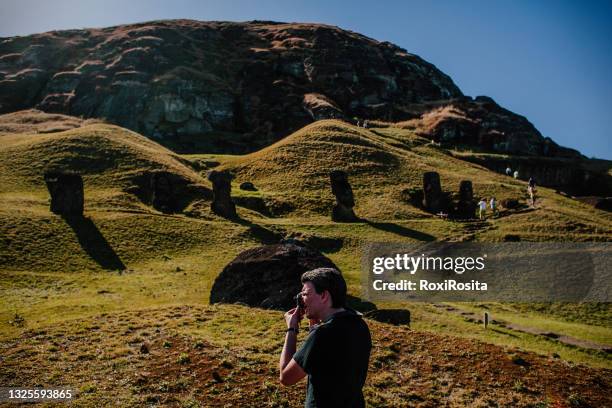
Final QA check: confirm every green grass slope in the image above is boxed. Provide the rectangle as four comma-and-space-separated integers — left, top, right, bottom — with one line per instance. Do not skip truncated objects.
0, 114, 610, 406
220, 120, 612, 240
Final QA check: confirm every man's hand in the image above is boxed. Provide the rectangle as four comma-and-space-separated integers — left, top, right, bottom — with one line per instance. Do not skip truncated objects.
284, 307, 303, 329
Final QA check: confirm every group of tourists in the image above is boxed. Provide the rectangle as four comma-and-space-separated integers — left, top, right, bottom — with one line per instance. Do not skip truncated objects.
478, 197, 498, 220
355, 119, 369, 128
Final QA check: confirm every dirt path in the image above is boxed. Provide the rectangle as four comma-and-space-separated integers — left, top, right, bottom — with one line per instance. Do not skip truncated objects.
433, 304, 612, 352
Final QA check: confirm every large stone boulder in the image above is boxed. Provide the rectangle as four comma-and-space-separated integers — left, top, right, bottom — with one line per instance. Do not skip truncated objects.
365, 309, 411, 326
44, 171, 84, 215
210, 242, 339, 310
330, 170, 358, 222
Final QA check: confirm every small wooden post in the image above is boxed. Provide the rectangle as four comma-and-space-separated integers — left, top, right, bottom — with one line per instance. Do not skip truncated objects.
484, 312, 489, 329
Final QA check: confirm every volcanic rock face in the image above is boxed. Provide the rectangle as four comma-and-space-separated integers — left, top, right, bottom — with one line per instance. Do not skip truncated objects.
209, 242, 338, 310
0, 20, 462, 152
403, 97, 580, 157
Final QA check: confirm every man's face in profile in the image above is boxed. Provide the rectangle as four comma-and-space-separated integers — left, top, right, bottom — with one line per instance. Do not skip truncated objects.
301, 282, 325, 320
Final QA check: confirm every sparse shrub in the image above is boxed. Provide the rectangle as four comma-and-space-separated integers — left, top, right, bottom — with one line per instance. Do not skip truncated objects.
180, 398, 201, 408
513, 379, 527, 393
80, 384, 97, 394
567, 393, 587, 407
193, 340, 205, 350
9, 313, 25, 327
177, 353, 190, 364
163, 340, 172, 348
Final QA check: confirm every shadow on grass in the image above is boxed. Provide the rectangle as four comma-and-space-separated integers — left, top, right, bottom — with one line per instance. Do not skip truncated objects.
365, 220, 435, 241
233, 216, 284, 244
63, 216, 126, 271
347, 295, 377, 313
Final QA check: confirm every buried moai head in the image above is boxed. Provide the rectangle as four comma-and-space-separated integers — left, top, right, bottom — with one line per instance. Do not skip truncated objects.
44, 171, 84, 216
207, 170, 236, 218
151, 171, 177, 213
422, 171, 443, 213
330, 170, 358, 222
455, 180, 476, 218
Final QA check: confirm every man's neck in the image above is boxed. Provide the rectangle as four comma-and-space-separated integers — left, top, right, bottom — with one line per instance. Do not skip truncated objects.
319, 307, 345, 323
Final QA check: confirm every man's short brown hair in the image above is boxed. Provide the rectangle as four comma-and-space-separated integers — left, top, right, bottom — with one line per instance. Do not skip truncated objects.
301, 268, 346, 308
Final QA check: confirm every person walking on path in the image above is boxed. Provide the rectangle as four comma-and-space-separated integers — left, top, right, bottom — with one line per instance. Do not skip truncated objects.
478, 198, 487, 220
527, 177, 537, 206
490, 197, 498, 217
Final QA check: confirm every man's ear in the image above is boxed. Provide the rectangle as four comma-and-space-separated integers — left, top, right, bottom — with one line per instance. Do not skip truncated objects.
322, 290, 332, 305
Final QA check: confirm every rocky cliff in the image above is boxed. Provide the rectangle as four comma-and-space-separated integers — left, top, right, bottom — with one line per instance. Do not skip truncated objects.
0, 19, 575, 159
0, 20, 461, 152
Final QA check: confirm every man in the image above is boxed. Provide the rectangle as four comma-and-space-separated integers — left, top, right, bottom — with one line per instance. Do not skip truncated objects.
279, 267, 371, 407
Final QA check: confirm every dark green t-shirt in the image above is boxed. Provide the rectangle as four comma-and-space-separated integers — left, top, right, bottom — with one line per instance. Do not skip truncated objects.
293, 309, 372, 408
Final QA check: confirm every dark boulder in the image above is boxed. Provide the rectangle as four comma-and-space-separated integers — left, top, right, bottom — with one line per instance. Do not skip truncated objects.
207, 170, 236, 218
44, 171, 84, 215
330, 170, 358, 222
365, 309, 411, 326
239, 181, 257, 191
210, 242, 339, 310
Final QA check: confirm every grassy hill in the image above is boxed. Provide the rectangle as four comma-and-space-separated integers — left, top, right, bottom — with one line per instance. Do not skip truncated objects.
0, 111, 610, 407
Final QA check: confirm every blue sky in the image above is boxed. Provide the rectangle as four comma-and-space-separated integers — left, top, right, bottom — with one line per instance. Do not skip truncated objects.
1, 0, 611, 159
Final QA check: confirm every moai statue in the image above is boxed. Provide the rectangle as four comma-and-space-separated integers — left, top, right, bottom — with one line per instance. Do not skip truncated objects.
330, 170, 357, 222
151, 171, 174, 213
44, 171, 84, 216
422, 171, 443, 213
456, 180, 476, 218
208, 170, 236, 218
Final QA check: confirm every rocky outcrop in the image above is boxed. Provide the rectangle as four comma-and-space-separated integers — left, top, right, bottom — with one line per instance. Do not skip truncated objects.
209, 241, 339, 310
44, 171, 84, 215
400, 97, 581, 158
0, 20, 461, 153
457, 154, 612, 196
